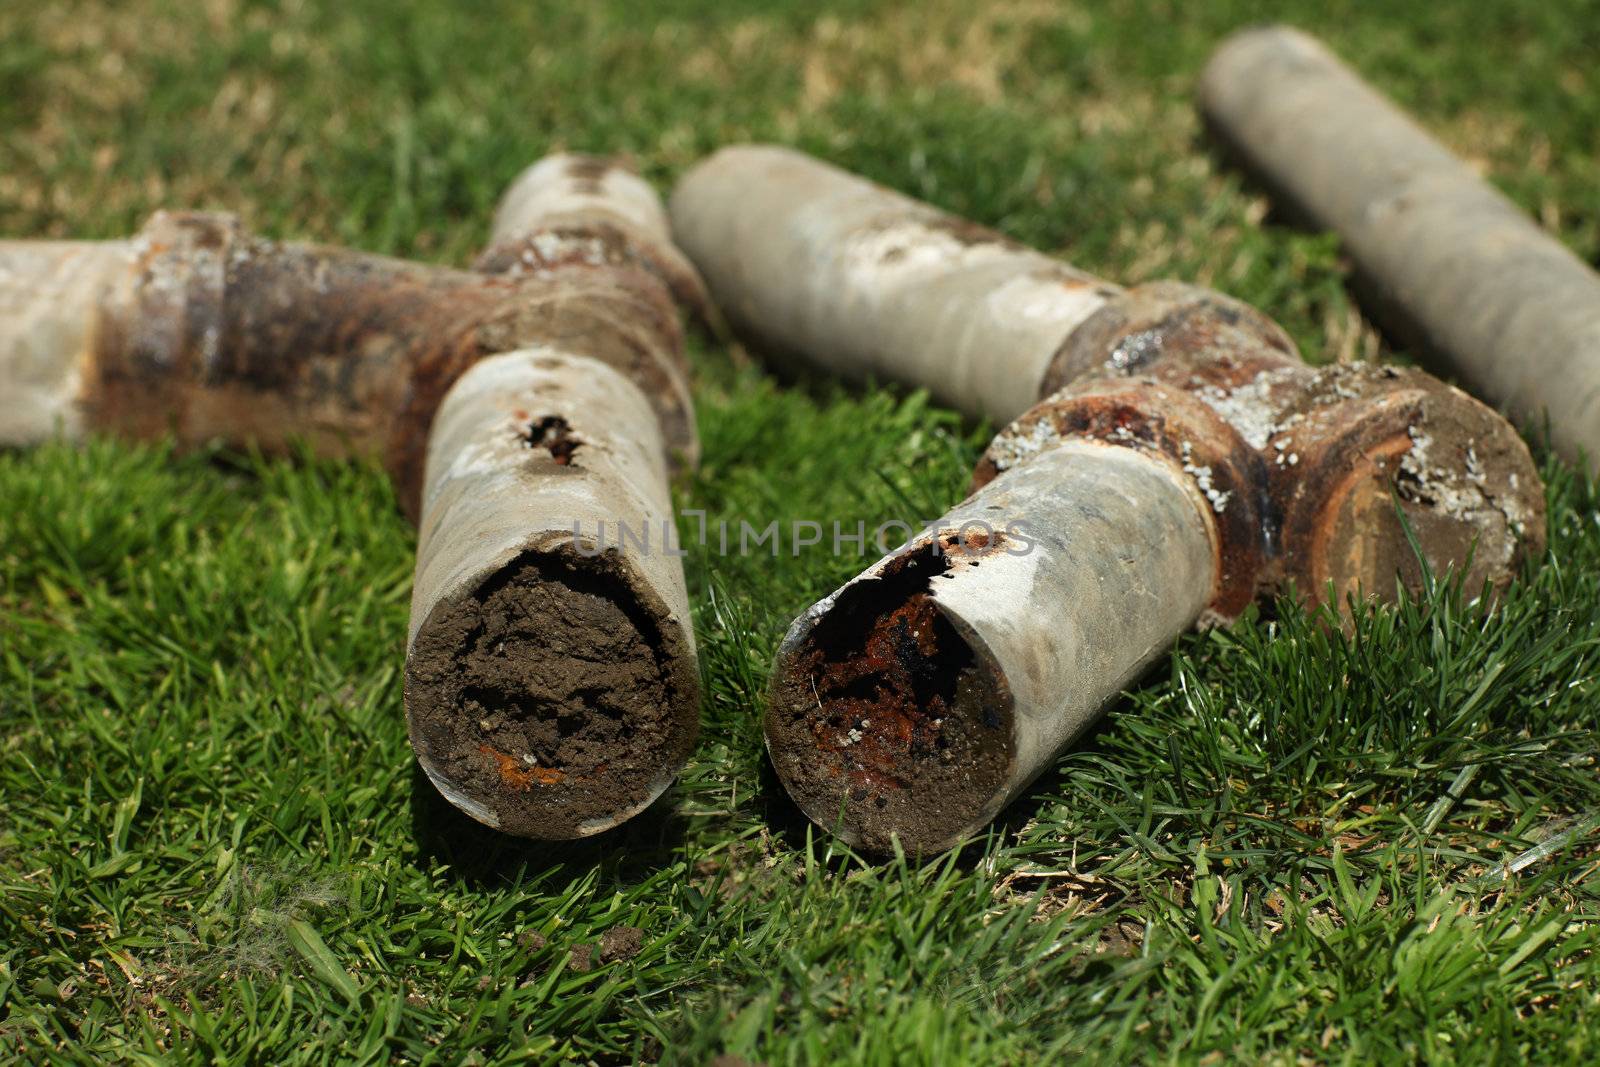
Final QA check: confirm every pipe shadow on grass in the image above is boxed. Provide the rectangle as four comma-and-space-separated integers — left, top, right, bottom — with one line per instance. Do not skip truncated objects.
407, 761, 691, 890
1195, 122, 1453, 379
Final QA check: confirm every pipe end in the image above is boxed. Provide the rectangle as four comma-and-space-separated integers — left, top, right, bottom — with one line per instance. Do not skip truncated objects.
405, 545, 699, 839
1275, 365, 1547, 609
765, 541, 1016, 855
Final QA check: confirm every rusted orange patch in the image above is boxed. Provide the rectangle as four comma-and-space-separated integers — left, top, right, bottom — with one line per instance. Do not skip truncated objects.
479, 743, 564, 789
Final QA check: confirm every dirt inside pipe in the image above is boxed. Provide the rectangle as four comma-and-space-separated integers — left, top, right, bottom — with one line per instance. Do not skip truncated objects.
766, 545, 1013, 853
405, 550, 690, 838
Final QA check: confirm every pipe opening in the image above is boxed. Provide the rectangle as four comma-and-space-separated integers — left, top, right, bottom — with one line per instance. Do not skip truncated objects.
766, 543, 1013, 852
406, 546, 692, 837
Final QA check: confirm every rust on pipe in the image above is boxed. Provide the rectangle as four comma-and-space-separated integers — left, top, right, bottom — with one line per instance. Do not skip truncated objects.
1, 211, 694, 520
768, 439, 1220, 853
1200, 26, 1600, 476
404, 347, 699, 837
476, 153, 721, 337
1031, 282, 1542, 610
405, 154, 705, 837
671, 146, 1546, 852
1, 153, 709, 839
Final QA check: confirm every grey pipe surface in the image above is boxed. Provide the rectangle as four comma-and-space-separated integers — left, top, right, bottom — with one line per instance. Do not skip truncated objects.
405, 348, 698, 837
766, 439, 1217, 853
1200, 25, 1600, 472
674, 144, 1546, 852
670, 145, 1119, 424
0, 240, 130, 445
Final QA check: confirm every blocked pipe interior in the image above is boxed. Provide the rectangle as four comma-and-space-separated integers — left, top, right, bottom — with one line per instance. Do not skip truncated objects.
406, 543, 695, 838
765, 544, 1015, 852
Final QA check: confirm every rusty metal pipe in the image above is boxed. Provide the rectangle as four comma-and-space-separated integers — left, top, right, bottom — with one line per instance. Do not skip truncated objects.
669, 146, 1117, 423
672, 146, 1546, 852
1, 155, 707, 839
405, 346, 698, 837
1200, 26, 1600, 475
767, 439, 1217, 853
1034, 282, 1544, 610
0, 211, 694, 512
406, 155, 704, 837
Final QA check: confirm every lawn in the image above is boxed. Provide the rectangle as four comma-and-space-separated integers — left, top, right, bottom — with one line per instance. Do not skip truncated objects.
3, 0, 1599, 1062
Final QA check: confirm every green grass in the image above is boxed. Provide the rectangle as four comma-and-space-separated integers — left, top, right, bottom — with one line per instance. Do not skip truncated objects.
3, 0, 1599, 1062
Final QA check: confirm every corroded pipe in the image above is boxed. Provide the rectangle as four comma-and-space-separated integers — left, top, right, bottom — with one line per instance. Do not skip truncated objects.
671, 146, 1546, 852
1032, 282, 1542, 610
1200, 26, 1600, 474
407, 155, 703, 837
476, 153, 719, 336
1, 154, 707, 838
0, 211, 694, 514
768, 439, 1218, 853
405, 346, 698, 837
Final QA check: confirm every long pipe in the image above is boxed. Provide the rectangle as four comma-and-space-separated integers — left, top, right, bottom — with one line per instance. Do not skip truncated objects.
406, 156, 704, 836
1200, 25, 1600, 474
671, 145, 1545, 852
0, 154, 708, 838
